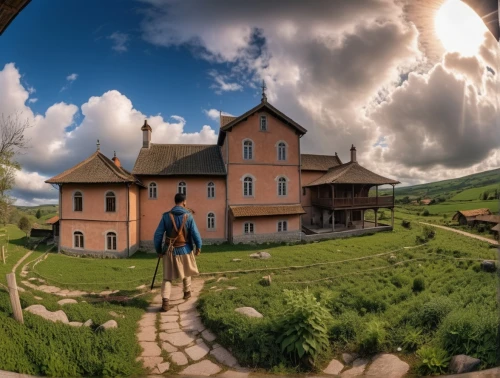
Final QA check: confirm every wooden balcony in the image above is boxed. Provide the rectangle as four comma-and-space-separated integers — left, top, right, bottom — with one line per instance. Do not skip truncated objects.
311, 196, 394, 209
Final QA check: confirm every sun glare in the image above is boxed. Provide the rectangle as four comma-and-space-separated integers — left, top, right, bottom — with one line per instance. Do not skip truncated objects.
435, 0, 487, 57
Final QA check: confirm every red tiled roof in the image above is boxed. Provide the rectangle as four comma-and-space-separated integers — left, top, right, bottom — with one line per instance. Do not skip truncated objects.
46, 151, 137, 184
132, 144, 226, 176
230, 204, 305, 218
452, 208, 491, 220
301, 154, 342, 171
45, 215, 59, 225
220, 115, 236, 127
305, 161, 400, 186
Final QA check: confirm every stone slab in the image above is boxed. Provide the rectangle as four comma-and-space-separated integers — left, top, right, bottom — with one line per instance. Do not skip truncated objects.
157, 362, 170, 374
210, 345, 239, 367
160, 331, 195, 346
170, 351, 188, 366
178, 298, 197, 312
137, 326, 157, 342
365, 354, 409, 378
341, 358, 369, 377
57, 299, 77, 305
140, 342, 162, 357
160, 322, 180, 331
161, 342, 178, 353
180, 360, 222, 376
160, 315, 178, 323
184, 341, 210, 361
201, 329, 217, 342
323, 359, 344, 375
141, 357, 164, 372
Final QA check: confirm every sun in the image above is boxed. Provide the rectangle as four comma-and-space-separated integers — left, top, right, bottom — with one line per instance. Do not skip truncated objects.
435, 0, 488, 57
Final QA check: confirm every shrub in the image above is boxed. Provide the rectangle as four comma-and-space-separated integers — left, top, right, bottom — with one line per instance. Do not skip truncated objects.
329, 310, 362, 344
357, 320, 387, 354
422, 209, 430, 216
416, 346, 450, 375
419, 297, 454, 329
438, 308, 498, 368
402, 328, 424, 351
401, 220, 411, 229
412, 276, 425, 292
275, 289, 331, 367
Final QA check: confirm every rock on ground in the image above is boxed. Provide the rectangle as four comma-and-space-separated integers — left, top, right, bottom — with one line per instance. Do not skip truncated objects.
365, 354, 409, 378
450, 355, 481, 374
342, 353, 358, 365
210, 345, 238, 367
97, 320, 118, 331
185, 342, 210, 361
480, 260, 496, 273
170, 351, 188, 366
341, 358, 369, 377
249, 251, 271, 259
323, 359, 344, 375
24, 305, 69, 324
234, 307, 263, 318
83, 319, 93, 327
180, 360, 221, 376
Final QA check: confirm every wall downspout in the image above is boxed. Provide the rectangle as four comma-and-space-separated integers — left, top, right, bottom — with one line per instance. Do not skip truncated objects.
298, 133, 302, 242
225, 137, 229, 243
58, 185, 62, 253
126, 183, 130, 257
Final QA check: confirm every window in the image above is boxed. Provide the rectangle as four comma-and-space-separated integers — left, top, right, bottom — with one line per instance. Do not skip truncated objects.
278, 221, 288, 232
243, 140, 253, 160
243, 176, 254, 197
74, 231, 84, 249
207, 182, 215, 198
278, 177, 287, 196
149, 182, 157, 199
207, 213, 215, 230
73, 191, 83, 212
277, 142, 287, 161
106, 232, 117, 251
260, 115, 267, 131
105, 191, 116, 212
178, 181, 187, 195
244, 222, 254, 234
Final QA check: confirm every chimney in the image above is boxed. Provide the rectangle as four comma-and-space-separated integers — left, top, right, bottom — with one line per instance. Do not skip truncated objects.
141, 120, 152, 148
112, 151, 121, 167
350, 144, 356, 162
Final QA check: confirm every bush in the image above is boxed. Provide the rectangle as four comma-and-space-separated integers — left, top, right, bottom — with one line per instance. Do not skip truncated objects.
357, 320, 387, 355
438, 308, 498, 368
412, 276, 425, 292
422, 209, 430, 216
416, 346, 450, 375
402, 328, 424, 351
401, 220, 411, 229
275, 289, 331, 367
419, 297, 454, 329
329, 310, 362, 344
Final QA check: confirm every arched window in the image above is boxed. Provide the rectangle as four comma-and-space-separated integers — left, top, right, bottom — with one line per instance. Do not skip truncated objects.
277, 142, 287, 161
74, 231, 84, 248
106, 232, 117, 251
73, 191, 83, 212
207, 182, 215, 198
207, 212, 215, 230
149, 182, 157, 199
243, 140, 253, 160
244, 222, 254, 234
105, 191, 116, 212
278, 177, 287, 196
243, 176, 253, 197
178, 181, 187, 195
278, 221, 288, 232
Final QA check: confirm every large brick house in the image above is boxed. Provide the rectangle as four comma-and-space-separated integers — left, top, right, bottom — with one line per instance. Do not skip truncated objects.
46, 93, 399, 256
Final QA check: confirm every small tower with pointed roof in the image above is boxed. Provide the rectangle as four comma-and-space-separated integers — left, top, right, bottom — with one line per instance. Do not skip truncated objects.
141, 120, 152, 149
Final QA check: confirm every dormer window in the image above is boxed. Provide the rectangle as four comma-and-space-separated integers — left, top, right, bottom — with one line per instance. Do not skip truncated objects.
260, 115, 267, 131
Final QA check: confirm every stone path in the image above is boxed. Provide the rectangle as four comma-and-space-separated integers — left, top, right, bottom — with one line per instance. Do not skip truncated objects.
136, 278, 248, 377
322, 353, 409, 377
419, 222, 499, 245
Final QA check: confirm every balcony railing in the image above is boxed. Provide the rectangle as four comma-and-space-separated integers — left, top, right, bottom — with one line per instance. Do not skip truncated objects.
311, 196, 394, 208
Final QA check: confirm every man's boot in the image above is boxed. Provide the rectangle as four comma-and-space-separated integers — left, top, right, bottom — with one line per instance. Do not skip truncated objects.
183, 291, 191, 300
161, 298, 169, 312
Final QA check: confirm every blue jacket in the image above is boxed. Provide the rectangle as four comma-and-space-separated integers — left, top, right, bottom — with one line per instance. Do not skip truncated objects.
154, 206, 202, 255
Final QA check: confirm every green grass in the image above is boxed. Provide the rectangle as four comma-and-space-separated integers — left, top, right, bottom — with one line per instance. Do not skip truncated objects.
450, 184, 500, 201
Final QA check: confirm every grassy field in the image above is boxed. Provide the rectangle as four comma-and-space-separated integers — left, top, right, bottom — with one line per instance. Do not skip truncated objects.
450, 184, 500, 201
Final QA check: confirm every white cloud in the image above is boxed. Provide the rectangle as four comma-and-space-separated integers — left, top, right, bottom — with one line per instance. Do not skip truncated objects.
28, 98, 38, 103
66, 73, 78, 81
208, 70, 242, 94
27, 86, 36, 94
108, 32, 129, 52
203, 108, 233, 121
0, 63, 218, 204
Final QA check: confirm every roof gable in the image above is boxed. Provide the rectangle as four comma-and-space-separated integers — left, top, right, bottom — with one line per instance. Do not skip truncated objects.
217, 100, 307, 145
132, 144, 226, 176
46, 151, 136, 184
305, 161, 400, 186
301, 154, 342, 171
453, 209, 491, 218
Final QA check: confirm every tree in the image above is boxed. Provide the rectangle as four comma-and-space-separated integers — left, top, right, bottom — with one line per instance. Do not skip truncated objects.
0, 113, 31, 223
18, 216, 31, 238
35, 209, 42, 219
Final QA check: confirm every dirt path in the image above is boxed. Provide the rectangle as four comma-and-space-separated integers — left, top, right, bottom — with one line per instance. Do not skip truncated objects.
419, 222, 499, 245
11, 251, 32, 273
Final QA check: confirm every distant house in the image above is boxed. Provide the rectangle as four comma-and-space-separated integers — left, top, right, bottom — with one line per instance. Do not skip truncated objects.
473, 214, 500, 226
452, 209, 491, 225
491, 223, 500, 240
420, 199, 432, 205
45, 215, 60, 242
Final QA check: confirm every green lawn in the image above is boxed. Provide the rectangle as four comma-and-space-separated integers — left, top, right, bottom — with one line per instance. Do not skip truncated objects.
450, 184, 499, 201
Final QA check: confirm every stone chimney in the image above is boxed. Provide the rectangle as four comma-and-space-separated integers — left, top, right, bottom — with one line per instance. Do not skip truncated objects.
350, 144, 356, 162
112, 151, 121, 167
141, 120, 152, 149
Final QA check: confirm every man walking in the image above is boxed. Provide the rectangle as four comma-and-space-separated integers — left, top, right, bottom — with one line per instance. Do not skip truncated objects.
154, 193, 202, 312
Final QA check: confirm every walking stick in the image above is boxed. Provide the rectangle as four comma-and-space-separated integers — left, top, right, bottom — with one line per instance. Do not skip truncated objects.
151, 256, 161, 291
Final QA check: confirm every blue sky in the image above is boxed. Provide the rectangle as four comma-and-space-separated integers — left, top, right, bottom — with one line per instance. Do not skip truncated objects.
1, 0, 256, 132
0, 0, 498, 205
